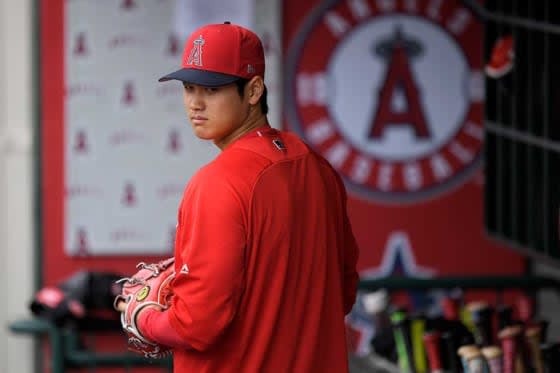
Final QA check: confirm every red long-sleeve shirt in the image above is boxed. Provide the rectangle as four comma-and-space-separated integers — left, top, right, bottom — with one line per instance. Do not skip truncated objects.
139, 126, 359, 372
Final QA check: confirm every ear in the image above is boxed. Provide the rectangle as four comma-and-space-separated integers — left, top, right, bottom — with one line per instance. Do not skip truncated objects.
247, 76, 264, 105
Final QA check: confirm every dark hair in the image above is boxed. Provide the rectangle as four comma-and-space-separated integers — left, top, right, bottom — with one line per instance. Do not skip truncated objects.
235, 79, 269, 115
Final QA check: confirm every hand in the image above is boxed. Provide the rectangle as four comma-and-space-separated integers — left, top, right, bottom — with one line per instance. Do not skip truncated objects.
116, 299, 127, 312
113, 257, 175, 358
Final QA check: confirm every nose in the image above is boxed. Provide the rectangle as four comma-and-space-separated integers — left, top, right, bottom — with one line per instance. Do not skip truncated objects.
184, 88, 204, 111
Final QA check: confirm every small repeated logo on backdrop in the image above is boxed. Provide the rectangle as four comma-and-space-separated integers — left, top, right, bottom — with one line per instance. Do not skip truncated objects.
121, 81, 136, 106
75, 227, 90, 257
110, 228, 145, 243
167, 129, 182, 153
167, 34, 180, 56
73, 32, 89, 56
156, 83, 182, 99
66, 83, 103, 98
156, 84, 184, 112
109, 129, 145, 147
122, 182, 137, 207
157, 183, 184, 200
108, 34, 146, 50
121, 0, 136, 10
286, 0, 484, 203
73, 130, 89, 153
66, 185, 103, 198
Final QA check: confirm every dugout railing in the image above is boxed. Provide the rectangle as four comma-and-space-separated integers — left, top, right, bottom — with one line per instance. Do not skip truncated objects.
9, 317, 173, 372
8, 274, 560, 373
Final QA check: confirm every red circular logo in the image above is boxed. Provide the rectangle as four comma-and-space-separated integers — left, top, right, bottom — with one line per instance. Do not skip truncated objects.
285, 0, 484, 203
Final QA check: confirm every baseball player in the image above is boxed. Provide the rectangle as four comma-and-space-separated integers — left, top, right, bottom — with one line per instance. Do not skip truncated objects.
120, 22, 360, 372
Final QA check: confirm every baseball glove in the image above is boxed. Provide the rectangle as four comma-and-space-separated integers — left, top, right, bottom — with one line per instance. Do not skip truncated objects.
113, 257, 175, 359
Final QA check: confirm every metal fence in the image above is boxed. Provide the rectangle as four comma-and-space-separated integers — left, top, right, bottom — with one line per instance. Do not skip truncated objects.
467, 0, 560, 263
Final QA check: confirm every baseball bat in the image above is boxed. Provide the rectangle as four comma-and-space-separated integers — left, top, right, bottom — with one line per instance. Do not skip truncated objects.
463, 346, 489, 373
440, 331, 461, 373
435, 304, 476, 350
411, 312, 428, 373
391, 309, 416, 373
467, 301, 495, 347
423, 330, 444, 373
458, 345, 480, 373
441, 295, 461, 321
498, 325, 525, 373
481, 346, 503, 373
515, 294, 535, 326
524, 325, 544, 373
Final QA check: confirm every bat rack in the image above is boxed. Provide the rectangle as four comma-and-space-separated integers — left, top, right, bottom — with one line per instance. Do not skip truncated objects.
8, 274, 560, 372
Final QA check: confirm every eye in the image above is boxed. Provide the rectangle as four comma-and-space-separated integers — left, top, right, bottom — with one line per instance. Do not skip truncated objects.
205, 87, 219, 93
182, 83, 194, 91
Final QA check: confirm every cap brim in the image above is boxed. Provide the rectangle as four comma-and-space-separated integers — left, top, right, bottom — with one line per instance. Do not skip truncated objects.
158, 68, 240, 87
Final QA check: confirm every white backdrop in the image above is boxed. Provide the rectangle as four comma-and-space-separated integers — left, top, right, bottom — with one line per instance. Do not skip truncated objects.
64, 0, 281, 256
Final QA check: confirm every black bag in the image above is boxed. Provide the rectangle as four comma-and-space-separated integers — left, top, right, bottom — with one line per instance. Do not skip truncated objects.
30, 270, 123, 330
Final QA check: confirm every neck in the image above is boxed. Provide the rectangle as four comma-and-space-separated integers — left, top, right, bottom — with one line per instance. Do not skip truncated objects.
215, 111, 269, 150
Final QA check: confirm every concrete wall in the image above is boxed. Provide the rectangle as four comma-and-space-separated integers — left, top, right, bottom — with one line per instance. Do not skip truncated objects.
0, 0, 36, 372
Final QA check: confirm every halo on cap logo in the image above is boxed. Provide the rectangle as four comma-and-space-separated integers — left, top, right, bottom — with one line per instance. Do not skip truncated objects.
285, 0, 484, 204
187, 36, 205, 67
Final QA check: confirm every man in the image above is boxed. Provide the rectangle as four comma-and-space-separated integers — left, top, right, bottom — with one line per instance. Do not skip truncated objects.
125, 22, 359, 372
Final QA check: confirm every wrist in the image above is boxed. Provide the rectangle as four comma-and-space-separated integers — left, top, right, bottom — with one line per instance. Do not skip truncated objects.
134, 304, 159, 338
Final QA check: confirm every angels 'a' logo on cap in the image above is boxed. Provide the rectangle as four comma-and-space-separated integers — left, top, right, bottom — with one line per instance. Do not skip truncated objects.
186, 36, 205, 67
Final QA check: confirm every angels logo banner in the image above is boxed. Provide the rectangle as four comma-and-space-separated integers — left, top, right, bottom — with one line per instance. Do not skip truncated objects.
283, 0, 525, 279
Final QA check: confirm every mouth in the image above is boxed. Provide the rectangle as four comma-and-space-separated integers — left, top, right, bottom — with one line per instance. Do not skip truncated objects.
190, 116, 207, 125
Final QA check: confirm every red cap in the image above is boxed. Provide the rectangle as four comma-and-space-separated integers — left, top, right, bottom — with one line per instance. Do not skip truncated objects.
159, 22, 265, 87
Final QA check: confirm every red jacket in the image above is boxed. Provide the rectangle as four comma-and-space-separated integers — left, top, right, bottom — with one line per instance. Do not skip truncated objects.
142, 127, 359, 372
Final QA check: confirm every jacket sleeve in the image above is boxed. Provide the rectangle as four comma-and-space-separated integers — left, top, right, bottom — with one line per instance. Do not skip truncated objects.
335, 171, 360, 315
138, 308, 192, 349
342, 208, 360, 314
167, 168, 247, 351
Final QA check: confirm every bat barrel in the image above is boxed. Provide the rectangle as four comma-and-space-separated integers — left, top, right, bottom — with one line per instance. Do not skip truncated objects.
525, 325, 544, 373
498, 325, 523, 373
411, 312, 428, 373
441, 331, 461, 373
481, 346, 503, 373
423, 330, 443, 373
391, 309, 415, 373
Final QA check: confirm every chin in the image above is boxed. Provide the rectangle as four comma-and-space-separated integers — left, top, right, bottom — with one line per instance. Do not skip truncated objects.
195, 134, 215, 141
192, 127, 214, 141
